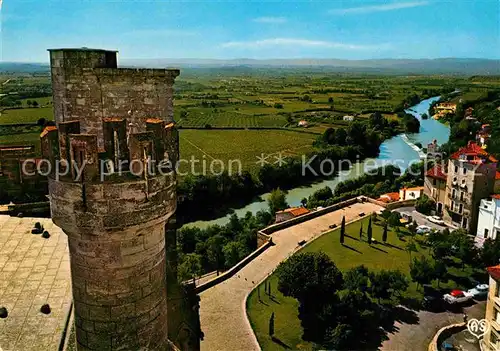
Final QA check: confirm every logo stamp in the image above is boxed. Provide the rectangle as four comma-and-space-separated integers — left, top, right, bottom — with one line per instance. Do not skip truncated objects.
467, 318, 490, 339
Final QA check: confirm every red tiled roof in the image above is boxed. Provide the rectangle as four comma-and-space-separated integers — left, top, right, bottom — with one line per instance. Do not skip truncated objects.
426, 165, 447, 180
492, 194, 500, 200
450, 141, 497, 163
40, 125, 58, 138
277, 207, 310, 217
377, 192, 400, 203
496, 171, 500, 180
488, 264, 500, 281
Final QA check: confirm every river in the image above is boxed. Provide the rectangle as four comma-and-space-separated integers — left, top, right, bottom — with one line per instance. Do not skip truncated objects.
185, 96, 449, 229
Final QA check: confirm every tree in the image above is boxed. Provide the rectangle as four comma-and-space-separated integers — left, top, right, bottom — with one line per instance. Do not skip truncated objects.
343, 265, 369, 293
26, 100, 32, 107
480, 237, 500, 267
178, 253, 202, 284
410, 256, 435, 289
382, 222, 388, 243
267, 188, 288, 215
180, 110, 188, 118
405, 240, 417, 261
367, 216, 373, 244
269, 312, 275, 336
433, 259, 447, 287
276, 252, 343, 341
340, 216, 346, 245
37, 118, 46, 127
300, 197, 307, 207
328, 97, 334, 104
206, 235, 225, 275
369, 270, 408, 303
387, 212, 402, 227
415, 194, 435, 215
32, 100, 39, 108
223, 241, 243, 268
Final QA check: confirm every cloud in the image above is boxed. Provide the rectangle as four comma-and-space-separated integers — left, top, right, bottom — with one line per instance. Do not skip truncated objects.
329, 1, 428, 14
252, 17, 287, 24
220, 38, 388, 50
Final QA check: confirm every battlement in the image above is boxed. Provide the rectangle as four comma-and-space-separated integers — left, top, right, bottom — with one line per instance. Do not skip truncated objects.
49, 48, 180, 149
41, 117, 179, 182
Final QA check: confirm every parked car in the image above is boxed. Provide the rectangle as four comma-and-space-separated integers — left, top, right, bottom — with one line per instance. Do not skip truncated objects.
423, 285, 444, 311
416, 225, 431, 234
443, 289, 473, 304
467, 284, 489, 299
427, 215, 445, 225
329, 224, 338, 229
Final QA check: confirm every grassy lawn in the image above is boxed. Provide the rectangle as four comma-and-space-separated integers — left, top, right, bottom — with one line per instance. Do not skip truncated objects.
247, 217, 428, 351
179, 129, 315, 174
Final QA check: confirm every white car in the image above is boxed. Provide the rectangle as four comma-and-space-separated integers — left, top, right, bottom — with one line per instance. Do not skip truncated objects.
443, 290, 473, 304
427, 215, 445, 225
416, 225, 431, 234
467, 284, 489, 298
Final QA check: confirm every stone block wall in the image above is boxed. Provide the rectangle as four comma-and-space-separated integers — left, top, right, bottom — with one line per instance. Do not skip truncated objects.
49, 49, 179, 150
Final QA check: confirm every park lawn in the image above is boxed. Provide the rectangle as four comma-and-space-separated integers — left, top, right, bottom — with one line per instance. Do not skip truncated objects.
0, 106, 54, 124
247, 217, 428, 351
178, 129, 315, 174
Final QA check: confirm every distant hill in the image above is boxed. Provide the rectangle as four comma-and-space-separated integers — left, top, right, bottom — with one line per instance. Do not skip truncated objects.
1, 58, 498, 75
122, 58, 500, 75
0, 62, 49, 73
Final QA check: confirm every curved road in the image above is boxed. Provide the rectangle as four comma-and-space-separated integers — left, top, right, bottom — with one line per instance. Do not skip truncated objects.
199, 202, 383, 351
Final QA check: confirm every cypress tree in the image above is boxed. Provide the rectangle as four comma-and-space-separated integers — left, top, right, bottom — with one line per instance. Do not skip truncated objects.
269, 312, 275, 336
367, 216, 373, 244
340, 216, 346, 245
382, 222, 388, 243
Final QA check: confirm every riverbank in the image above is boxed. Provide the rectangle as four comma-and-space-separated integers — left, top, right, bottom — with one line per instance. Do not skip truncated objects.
184, 96, 448, 229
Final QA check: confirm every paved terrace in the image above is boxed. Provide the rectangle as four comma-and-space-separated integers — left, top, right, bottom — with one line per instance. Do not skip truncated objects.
199, 201, 383, 351
0, 216, 71, 351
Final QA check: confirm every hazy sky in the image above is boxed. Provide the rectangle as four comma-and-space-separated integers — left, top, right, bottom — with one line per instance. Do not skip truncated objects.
1, 0, 499, 62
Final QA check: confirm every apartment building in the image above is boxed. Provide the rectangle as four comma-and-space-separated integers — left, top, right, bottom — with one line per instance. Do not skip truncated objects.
424, 165, 447, 215
443, 141, 497, 233
476, 195, 500, 242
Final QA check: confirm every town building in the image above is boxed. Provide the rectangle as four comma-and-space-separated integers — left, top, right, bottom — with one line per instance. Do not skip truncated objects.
275, 207, 310, 223
376, 192, 400, 203
443, 141, 498, 233
424, 165, 447, 215
481, 264, 500, 351
343, 115, 354, 122
476, 195, 500, 243
297, 120, 308, 127
426, 139, 442, 159
399, 186, 424, 201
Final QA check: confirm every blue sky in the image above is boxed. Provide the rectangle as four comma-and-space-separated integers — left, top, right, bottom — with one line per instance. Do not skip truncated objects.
1, 0, 499, 62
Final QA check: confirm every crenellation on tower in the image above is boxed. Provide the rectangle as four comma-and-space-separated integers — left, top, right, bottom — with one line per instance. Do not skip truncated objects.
43, 48, 196, 351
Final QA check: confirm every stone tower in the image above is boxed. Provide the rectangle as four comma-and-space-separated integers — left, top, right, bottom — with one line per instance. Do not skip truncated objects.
42, 48, 189, 350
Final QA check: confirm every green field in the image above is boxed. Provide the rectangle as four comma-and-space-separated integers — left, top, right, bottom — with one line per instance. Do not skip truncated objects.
179, 129, 315, 174
0, 106, 53, 124
0, 132, 42, 153
246, 217, 426, 351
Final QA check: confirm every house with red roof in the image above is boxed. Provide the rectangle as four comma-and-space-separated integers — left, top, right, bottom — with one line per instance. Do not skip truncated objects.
275, 207, 310, 223
424, 165, 447, 215
444, 141, 498, 233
